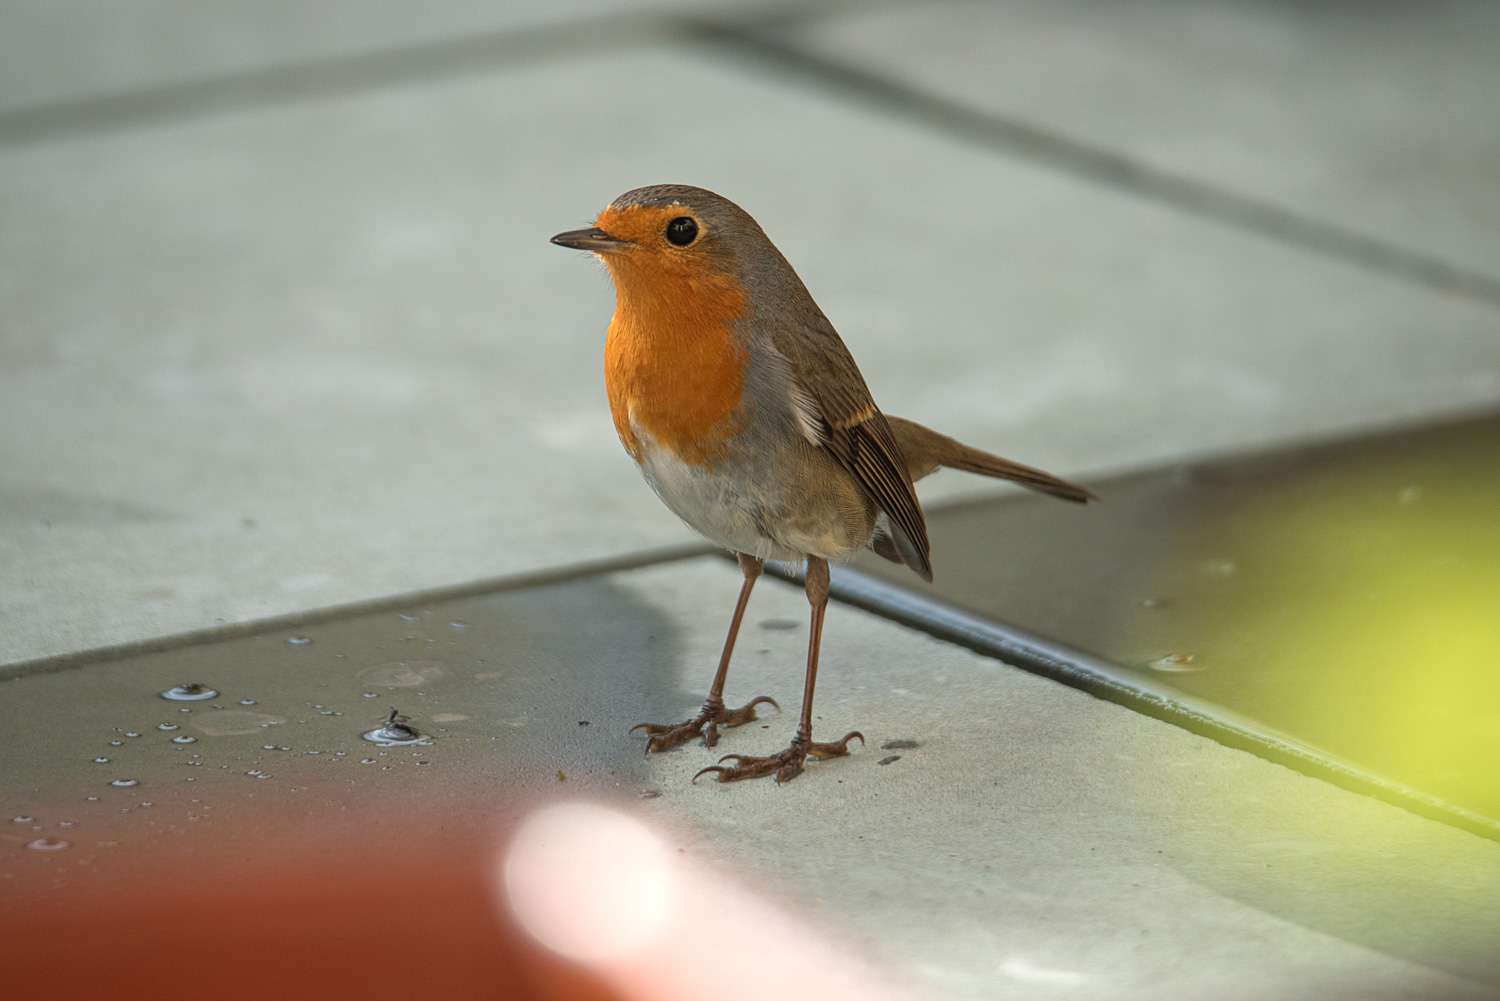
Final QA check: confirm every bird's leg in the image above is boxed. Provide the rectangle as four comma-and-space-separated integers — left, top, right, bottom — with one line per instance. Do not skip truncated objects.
695, 556, 862, 784
631, 552, 779, 753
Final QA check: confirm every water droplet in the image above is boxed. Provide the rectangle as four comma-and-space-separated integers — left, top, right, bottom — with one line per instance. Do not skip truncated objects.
449, 620, 470, 630
361, 708, 427, 746
1149, 653, 1204, 673
360, 758, 376, 764
245, 770, 262, 777
362, 693, 379, 698
397, 613, 419, 622
319, 710, 335, 716
238, 699, 257, 706
58, 821, 76, 828
138, 802, 153, 808
93, 757, 110, 764
362, 729, 428, 746
109, 741, 122, 746
161, 684, 217, 701
157, 723, 179, 731
85, 797, 98, 802
287, 636, 313, 646
26, 838, 70, 853
124, 732, 141, 738
110, 779, 139, 788
171, 736, 197, 744
262, 745, 277, 750
12, 816, 34, 824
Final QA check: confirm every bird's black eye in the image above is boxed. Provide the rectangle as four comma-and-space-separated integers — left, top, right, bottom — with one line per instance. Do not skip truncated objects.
664, 216, 698, 247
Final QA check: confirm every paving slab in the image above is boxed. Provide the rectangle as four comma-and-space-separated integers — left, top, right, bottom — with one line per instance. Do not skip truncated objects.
0, 0, 715, 115
853, 413, 1500, 829
792, 0, 1500, 283
4, 558, 1498, 999
5, 44, 1498, 666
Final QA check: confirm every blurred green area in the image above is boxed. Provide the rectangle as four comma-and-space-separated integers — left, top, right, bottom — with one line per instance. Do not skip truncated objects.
859, 414, 1500, 820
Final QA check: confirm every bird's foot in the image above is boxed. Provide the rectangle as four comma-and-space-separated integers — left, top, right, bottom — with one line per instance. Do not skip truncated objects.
630, 695, 779, 754
693, 730, 864, 784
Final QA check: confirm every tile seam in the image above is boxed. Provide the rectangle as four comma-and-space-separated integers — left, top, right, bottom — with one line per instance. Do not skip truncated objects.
0, 10, 682, 147
0, 542, 714, 682
0, 0, 877, 147
4, 5, 1492, 309
685, 18, 1500, 311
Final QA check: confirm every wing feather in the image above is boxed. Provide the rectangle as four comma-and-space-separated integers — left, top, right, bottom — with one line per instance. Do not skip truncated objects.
770, 316, 932, 581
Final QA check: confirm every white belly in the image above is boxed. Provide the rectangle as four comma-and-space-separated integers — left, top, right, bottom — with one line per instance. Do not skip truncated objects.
635, 438, 785, 559
633, 434, 864, 563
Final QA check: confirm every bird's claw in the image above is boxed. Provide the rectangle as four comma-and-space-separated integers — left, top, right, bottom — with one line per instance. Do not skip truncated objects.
631, 695, 779, 754
691, 731, 863, 784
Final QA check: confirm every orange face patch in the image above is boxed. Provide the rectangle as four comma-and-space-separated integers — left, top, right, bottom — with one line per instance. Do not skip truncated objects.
595, 205, 748, 466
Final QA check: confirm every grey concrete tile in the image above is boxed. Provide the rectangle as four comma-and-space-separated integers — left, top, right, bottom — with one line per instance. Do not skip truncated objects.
4, 558, 1498, 998
0, 0, 695, 114
4, 45, 1498, 666
794, 0, 1500, 282
631, 562, 1500, 1000
851, 414, 1500, 829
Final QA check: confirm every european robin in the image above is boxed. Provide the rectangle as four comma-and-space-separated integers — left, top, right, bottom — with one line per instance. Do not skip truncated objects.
552, 184, 1094, 783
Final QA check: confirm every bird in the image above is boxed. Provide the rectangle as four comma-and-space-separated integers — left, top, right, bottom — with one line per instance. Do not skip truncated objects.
551, 184, 1095, 783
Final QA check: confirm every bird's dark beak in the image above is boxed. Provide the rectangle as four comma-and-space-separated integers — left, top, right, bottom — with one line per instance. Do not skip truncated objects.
550, 227, 630, 253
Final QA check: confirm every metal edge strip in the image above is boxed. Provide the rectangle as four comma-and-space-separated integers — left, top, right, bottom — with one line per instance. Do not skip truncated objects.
761, 559, 1500, 844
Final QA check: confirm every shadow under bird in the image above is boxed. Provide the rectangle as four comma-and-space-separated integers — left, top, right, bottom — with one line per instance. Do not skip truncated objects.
552, 184, 1095, 783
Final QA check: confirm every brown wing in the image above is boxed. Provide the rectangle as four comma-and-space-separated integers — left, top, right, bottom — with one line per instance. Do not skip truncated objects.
771, 316, 933, 582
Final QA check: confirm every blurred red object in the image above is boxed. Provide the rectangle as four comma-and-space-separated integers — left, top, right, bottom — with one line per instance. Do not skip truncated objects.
4, 824, 620, 1001
6, 798, 912, 1001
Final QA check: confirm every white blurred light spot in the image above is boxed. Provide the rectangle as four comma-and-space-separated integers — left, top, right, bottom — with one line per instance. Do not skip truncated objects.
1000, 958, 1089, 985
503, 802, 674, 962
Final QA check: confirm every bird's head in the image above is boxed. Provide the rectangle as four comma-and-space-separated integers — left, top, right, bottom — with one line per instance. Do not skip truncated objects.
551, 185, 799, 318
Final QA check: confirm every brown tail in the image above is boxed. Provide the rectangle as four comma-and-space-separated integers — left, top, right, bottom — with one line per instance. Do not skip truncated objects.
886, 415, 1097, 504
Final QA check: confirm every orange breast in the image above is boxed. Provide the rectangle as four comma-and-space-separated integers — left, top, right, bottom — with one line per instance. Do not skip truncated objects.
602, 252, 748, 467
